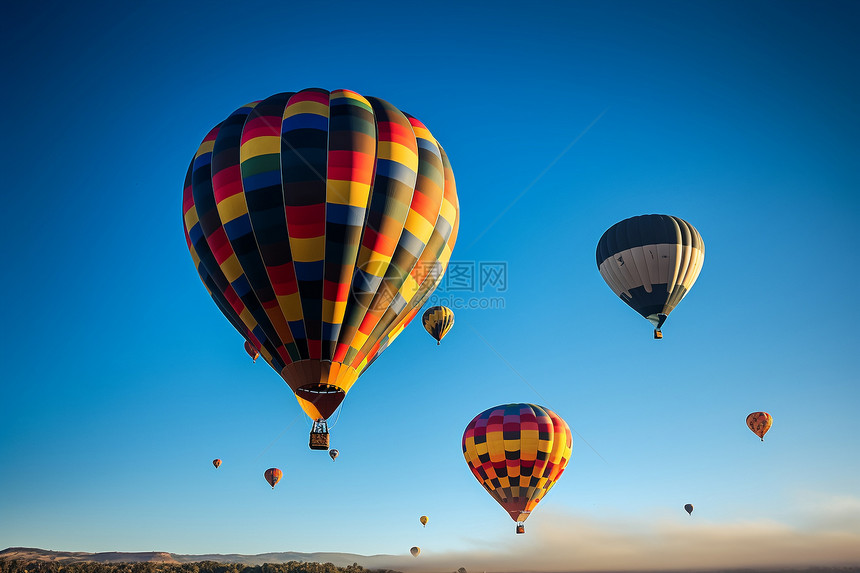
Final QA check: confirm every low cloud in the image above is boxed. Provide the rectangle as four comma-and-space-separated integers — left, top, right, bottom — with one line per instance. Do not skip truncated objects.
388, 495, 860, 572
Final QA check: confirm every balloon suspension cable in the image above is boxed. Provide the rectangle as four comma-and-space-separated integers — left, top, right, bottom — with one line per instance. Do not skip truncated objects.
254, 408, 306, 461
465, 321, 609, 465
328, 397, 346, 430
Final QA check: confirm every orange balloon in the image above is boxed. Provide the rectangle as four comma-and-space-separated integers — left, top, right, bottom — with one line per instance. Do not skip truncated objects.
264, 467, 282, 488
244, 340, 260, 363
212, 459, 221, 468
746, 412, 773, 441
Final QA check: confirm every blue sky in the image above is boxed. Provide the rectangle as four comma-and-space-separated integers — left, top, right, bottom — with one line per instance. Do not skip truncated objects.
2, 0, 859, 570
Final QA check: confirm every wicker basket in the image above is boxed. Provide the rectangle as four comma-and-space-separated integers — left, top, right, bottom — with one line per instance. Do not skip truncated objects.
309, 432, 330, 450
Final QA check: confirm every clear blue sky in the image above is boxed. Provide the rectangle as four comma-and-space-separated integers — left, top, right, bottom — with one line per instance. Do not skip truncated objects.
2, 1, 859, 571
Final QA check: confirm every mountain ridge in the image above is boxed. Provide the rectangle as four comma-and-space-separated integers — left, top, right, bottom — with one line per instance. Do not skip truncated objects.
0, 548, 398, 569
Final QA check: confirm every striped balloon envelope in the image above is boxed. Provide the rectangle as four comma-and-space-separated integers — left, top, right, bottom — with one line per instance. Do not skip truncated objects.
183, 89, 460, 432
422, 305, 454, 344
596, 214, 704, 339
462, 403, 572, 533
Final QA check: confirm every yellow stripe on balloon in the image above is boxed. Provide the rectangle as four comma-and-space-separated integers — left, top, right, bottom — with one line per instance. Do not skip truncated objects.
194, 139, 215, 158
325, 179, 372, 206
289, 236, 326, 262
376, 141, 419, 167
283, 100, 329, 118
276, 292, 305, 322
220, 253, 245, 283
240, 136, 281, 161
216, 193, 249, 224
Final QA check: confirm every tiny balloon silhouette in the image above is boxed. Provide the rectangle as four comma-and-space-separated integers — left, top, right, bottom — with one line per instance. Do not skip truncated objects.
684, 503, 693, 515
410, 547, 420, 557
420, 515, 428, 527
329, 449, 339, 462
212, 459, 221, 469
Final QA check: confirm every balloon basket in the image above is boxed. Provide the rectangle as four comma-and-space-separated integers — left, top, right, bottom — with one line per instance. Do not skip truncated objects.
516, 523, 525, 534
309, 419, 330, 450
653, 329, 663, 340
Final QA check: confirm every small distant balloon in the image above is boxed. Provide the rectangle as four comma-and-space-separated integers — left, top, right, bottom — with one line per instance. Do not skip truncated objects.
420, 515, 428, 527
410, 547, 420, 558
746, 412, 773, 441
264, 468, 282, 488
329, 449, 339, 462
244, 340, 260, 363
212, 459, 221, 469
684, 503, 693, 515
422, 306, 454, 345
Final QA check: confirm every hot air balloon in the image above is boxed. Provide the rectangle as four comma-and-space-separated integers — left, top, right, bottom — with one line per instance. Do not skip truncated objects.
329, 449, 339, 461
596, 214, 704, 339
212, 459, 221, 469
264, 468, 282, 489
746, 412, 773, 441
419, 515, 428, 527
183, 89, 460, 450
462, 403, 572, 534
244, 340, 260, 363
422, 306, 454, 345
684, 503, 693, 515
410, 547, 420, 558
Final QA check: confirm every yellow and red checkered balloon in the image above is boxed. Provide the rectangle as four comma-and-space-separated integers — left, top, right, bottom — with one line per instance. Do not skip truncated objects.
462, 404, 572, 532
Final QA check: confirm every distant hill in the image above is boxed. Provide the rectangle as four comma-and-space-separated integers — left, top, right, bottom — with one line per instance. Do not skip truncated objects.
0, 548, 398, 569
0, 549, 178, 564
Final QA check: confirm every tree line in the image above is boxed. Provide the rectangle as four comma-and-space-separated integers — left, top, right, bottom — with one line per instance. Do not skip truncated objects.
0, 560, 400, 573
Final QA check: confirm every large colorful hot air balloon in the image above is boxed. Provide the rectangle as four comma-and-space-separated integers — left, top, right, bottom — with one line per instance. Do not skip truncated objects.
746, 412, 773, 441
419, 515, 428, 527
422, 306, 454, 345
264, 468, 282, 488
596, 214, 704, 339
462, 403, 572, 534
183, 89, 460, 449
244, 340, 260, 363
212, 458, 221, 469
684, 503, 693, 515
